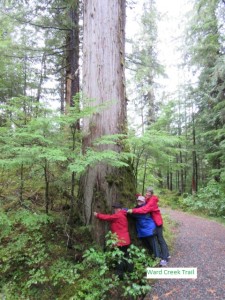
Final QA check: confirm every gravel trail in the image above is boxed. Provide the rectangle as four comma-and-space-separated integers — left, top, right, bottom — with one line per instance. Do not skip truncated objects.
145, 209, 225, 300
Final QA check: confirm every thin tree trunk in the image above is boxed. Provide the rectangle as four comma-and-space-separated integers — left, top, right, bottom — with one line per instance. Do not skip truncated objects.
36, 53, 46, 102
44, 159, 50, 214
60, 64, 65, 114
192, 113, 198, 193
157, 170, 163, 189
67, 126, 77, 248
134, 147, 145, 189
64, 1, 81, 247
167, 170, 170, 190
19, 163, 24, 204
176, 154, 179, 191
23, 55, 27, 96
180, 150, 184, 193
170, 172, 173, 191
65, 1, 80, 109
142, 156, 148, 195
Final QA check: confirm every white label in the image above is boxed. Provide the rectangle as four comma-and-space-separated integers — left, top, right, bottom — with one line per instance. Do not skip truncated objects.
146, 268, 197, 279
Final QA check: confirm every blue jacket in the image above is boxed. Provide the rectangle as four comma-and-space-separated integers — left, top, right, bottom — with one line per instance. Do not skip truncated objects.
132, 204, 156, 238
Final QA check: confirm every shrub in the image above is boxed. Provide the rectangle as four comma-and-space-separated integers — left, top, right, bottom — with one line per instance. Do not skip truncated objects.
181, 180, 225, 217
0, 208, 76, 299
66, 232, 157, 299
0, 211, 157, 300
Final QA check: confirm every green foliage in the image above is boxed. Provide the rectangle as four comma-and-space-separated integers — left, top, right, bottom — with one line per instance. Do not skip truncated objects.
69, 148, 132, 175
0, 0, 72, 104
128, 128, 182, 191
0, 208, 80, 299
0, 215, 156, 300
66, 232, 156, 300
0, 98, 134, 209
0, 210, 12, 240
126, 0, 165, 126
49, 259, 80, 286
184, 0, 225, 186
181, 180, 225, 217
159, 189, 183, 209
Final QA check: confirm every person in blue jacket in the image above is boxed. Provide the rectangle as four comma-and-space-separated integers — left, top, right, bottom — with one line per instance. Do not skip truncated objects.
132, 195, 161, 258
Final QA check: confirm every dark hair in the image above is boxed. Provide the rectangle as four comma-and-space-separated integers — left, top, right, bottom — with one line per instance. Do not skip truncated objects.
112, 202, 122, 208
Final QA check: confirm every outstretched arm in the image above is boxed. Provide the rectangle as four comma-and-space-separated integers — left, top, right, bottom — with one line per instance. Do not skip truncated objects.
94, 212, 120, 221
128, 201, 158, 214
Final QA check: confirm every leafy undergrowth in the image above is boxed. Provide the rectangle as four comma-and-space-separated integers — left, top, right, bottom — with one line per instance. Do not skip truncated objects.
180, 181, 225, 218
0, 207, 158, 300
158, 189, 183, 209
159, 181, 225, 220
160, 213, 178, 257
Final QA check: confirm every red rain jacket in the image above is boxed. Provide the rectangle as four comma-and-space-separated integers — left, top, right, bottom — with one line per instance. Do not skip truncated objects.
96, 210, 131, 246
132, 194, 163, 226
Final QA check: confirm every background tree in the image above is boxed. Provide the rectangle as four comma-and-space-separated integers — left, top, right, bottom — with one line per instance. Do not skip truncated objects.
185, 0, 225, 185
0, 0, 81, 110
126, 0, 165, 133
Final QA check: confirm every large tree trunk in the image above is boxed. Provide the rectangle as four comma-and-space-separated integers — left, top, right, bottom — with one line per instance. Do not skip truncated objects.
80, 0, 135, 245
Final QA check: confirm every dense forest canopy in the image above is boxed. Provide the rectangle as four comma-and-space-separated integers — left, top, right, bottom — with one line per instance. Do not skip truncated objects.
0, 0, 225, 299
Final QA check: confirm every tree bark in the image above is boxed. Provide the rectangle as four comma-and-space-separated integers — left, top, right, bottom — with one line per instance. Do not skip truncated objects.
192, 112, 198, 193
65, 1, 80, 109
80, 0, 135, 245
36, 53, 46, 102
44, 159, 50, 214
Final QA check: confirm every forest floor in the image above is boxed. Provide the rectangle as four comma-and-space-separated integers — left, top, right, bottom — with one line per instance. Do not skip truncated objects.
144, 208, 225, 300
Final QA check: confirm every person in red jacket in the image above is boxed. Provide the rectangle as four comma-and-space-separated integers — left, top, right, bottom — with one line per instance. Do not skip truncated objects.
128, 187, 170, 267
94, 202, 131, 279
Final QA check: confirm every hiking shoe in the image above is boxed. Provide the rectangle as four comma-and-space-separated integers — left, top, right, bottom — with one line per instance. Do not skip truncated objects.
160, 260, 168, 267
167, 255, 171, 260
